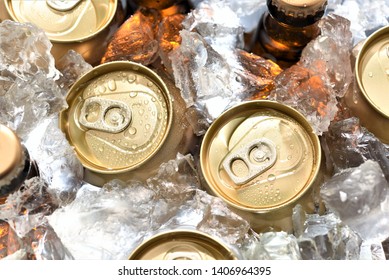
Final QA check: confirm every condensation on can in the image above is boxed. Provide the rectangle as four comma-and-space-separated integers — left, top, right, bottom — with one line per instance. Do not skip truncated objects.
0, 0, 127, 65
200, 100, 322, 233
60, 61, 195, 186
128, 229, 240, 260
344, 25, 389, 144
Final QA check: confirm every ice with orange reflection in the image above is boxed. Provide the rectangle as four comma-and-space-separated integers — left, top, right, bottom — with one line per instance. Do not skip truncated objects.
268, 14, 353, 135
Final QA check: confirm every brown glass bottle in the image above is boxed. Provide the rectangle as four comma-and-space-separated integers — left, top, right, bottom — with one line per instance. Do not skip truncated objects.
255, 0, 327, 65
0, 124, 38, 204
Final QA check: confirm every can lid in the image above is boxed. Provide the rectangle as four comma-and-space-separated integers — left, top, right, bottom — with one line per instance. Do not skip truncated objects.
267, 0, 327, 26
5, 0, 117, 42
200, 101, 321, 213
128, 229, 238, 260
356, 25, 389, 118
0, 124, 23, 183
60, 61, 173, 176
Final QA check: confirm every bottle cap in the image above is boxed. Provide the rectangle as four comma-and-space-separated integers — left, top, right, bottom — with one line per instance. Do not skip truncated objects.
0, 124, 29, 198
268, 0, 327, 26
0, 124, 23, 183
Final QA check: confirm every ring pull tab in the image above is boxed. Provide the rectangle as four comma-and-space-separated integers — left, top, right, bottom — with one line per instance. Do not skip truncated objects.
222, 138, 277, 186
79, 97, 132, 133
46, 0, 82, 11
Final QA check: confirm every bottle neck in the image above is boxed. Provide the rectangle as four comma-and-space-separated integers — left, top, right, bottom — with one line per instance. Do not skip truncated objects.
267, 0, 326, 27
0, 146, 36, 200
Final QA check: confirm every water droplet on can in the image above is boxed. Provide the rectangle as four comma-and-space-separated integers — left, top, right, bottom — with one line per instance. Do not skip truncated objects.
108, 80, 117, 91
98, 85, 106, 93
128, 127, 137, 135
267, 174, 276, 182
128, 75, 136, 83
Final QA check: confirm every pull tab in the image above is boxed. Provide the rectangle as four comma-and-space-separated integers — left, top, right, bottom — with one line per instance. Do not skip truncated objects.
79, 97, 132, 133
222, 138, 277, 186
46, 0, 82, 11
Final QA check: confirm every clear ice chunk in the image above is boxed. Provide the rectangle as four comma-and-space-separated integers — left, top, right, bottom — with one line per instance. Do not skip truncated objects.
320, 160, 389, 242
48, 154, 250, 259
0, 21, 65, 141
169, 2, 281, 125
0, 20, 58, 79
292, 205, 361, 260
242, 232, 301, 260
101, 9, 159, 65
269, 14, 353, 135
235, 49, 282, 100
163, 188, 251, 246
300, 14, 353, 99
56, 50, 93, 91
326, 0, 389, 44
170, 29, 241, 117
0, 178, 72, 260
48, 182, 156, 260
182, 1, 245, 53
359, 241, 386, 260
23, 223, 74, 260
0, 177, 59, 236
27, 116, 84, 205
0, 73, 66, 141
189, 0, 266, 33
321, 117, 389, 180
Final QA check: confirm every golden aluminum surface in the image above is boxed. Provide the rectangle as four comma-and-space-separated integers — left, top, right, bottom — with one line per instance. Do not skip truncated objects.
128, 230, 238, 260
60, 61, 173, 175
0, 124, 22, 181
5, 0, 117, 42
200, 101, 321, 213
356, 25, 389, 118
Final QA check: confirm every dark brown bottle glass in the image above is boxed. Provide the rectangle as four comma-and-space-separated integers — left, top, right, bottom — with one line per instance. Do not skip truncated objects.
255, 0, 327, 65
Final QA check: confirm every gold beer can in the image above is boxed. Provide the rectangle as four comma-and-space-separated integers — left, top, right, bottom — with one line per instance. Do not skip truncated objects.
344, 25, 389, 144
128, 229, 240, 260
60, 61, 194, 186
0, 0, 127, 66
200, 101, 322, 232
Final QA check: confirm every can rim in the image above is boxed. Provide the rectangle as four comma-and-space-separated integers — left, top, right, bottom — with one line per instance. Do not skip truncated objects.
200, 100, 321, 213
128, 228, 239, 260
5, 0, 118, 43
59, 61, 173, 175
355, 25, 389, 118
